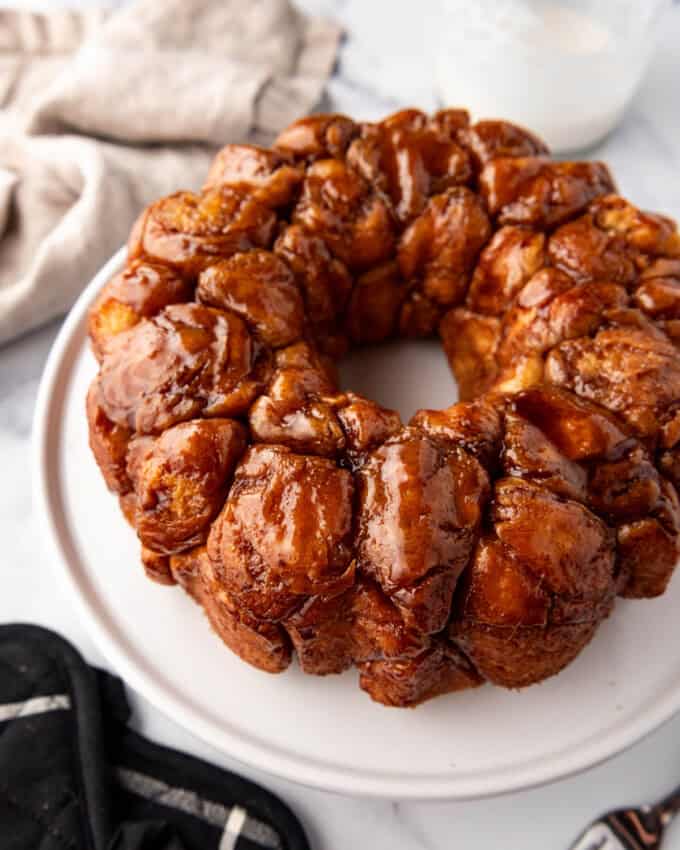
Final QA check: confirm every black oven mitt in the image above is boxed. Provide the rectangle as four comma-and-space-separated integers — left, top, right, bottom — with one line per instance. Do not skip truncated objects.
0, 624, 310, 850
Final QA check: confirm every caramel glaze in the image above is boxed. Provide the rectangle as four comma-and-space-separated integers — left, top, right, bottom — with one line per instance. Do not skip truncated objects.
87, 108, 680, 706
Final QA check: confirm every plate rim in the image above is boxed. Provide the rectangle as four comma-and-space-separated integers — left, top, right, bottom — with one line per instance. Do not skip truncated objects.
31, 247, 680, 800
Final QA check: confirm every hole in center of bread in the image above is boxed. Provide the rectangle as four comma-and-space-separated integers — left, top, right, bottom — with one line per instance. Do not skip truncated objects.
339, 339, 458, 424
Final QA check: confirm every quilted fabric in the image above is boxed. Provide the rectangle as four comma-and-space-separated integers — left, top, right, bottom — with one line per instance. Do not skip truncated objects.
0, 624, 309, 850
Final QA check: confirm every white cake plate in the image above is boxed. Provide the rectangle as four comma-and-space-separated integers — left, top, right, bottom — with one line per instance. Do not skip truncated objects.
33, 248, 680, 799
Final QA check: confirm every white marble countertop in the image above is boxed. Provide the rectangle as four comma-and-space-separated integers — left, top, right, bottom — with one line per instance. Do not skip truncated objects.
3, 1, 680, 847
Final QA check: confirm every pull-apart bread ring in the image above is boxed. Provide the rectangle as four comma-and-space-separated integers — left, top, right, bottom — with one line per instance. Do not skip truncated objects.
88, 109, 680, 706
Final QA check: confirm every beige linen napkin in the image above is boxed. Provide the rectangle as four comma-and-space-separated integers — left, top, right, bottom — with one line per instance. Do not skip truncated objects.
0, 0, 340, 345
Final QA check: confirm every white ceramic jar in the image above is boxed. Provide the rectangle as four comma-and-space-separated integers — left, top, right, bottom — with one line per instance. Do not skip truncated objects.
435, 0, 671, 153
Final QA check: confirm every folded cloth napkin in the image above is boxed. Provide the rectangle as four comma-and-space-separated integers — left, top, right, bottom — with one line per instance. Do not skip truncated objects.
0, 624, 310, 850
0, 0, 340, 346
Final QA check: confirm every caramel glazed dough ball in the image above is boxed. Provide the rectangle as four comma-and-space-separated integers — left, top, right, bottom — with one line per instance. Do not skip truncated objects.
87, 109, 680, 707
